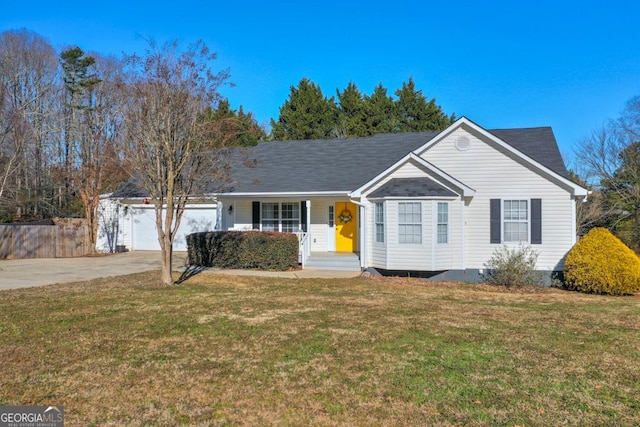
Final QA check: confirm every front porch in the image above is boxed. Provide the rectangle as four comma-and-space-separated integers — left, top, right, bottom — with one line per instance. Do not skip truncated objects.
222, 198, 363, 270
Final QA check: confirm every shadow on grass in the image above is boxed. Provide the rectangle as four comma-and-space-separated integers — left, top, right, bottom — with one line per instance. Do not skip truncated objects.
176, 265, 208, 284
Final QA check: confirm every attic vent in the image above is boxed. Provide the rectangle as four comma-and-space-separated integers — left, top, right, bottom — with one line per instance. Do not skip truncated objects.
455, 136, 470, 151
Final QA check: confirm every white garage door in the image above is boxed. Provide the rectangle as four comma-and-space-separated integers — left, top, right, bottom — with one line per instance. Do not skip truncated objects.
131, 205, 217, 251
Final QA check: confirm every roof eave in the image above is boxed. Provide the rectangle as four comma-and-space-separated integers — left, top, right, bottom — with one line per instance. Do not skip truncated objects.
217, 191, 352, 198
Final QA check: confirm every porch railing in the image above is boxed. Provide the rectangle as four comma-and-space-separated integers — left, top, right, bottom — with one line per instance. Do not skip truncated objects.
294, 231, 310, 267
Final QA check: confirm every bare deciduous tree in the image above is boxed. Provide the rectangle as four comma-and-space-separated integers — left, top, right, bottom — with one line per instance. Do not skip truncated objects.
122, 40, 233, 285
72, 54, 128, 252
0, 29, 59, 220
575, 97, 640, 249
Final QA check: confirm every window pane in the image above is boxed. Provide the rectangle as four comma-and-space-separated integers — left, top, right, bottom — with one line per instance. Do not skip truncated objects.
375, 203, 383, 223
398, 202, 421, 244
328, 205, 334, 227
282, 220, 297, 232
281, 202, 299, 220
375, 202, 384, 243
437, 224, 448, 244
262, 220, 278, 232
262, 203, 278, 220
517, 222, 528, 241
399, 224, 422, 244
519, 201, 528, 220
376, 224, 384, 243
503, 200, 528, 242
437, 202, 448, 244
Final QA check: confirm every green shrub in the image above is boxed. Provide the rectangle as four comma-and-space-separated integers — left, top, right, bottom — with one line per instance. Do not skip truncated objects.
187, 231, 299, 271
484, 244, 542, 286
563, 227, 640, 295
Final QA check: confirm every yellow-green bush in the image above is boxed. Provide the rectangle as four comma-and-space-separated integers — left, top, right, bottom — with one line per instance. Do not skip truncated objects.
563, 227, 640, 295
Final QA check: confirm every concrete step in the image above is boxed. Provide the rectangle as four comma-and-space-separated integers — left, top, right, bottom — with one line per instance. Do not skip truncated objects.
304, 253, 361, 271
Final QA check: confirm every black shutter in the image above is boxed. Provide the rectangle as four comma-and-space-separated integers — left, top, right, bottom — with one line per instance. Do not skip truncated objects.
300, 201, 308, 232
490, 199, 501, 244
531, 198, 542, 244
252, 201, 260, 230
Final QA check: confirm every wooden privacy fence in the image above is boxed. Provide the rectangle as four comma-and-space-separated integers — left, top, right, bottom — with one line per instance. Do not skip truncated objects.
0, 220, 90, 259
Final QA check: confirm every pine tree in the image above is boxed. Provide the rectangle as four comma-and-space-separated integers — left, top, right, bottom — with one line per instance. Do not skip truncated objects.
336, 82, 368, 138
394, 77, 454, 132
270, 78, 338, 140
363, 83, 396, 135
207, 99, 266, 146
59, 47, 101, 215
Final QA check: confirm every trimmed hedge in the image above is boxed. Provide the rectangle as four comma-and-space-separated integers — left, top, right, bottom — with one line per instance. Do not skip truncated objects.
563, 227, 640, 295
187, 231, 299, 271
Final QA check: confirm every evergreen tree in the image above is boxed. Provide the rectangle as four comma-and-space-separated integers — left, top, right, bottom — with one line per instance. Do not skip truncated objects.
207, 99, 266, 146
59, 47, 101, 215
270, 78, 338, 140
363, 83, 396, 135
270, 77, 455, 140
394, 77, 454, 132
336, 82, 367, 138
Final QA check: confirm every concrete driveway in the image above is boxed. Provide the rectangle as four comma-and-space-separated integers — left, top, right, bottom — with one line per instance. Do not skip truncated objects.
0, 251, 188, 290
0, 251, 362, 290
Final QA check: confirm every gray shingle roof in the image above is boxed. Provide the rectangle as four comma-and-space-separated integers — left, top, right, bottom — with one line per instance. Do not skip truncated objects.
221, 126, 568, 195
111, 176, 149, 198
221, 132, 438, 193
489, 127, 568, 178
368, 178, 458, 198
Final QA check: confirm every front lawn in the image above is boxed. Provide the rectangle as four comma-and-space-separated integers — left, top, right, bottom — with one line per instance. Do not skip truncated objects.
1, 273, 638, 426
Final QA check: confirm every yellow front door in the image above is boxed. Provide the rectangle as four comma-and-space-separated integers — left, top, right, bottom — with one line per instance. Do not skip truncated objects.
335, 202, 357, 252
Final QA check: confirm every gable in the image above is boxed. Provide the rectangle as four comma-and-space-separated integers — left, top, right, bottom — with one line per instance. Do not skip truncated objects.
355, 153, 475, 200
368, 177, 459, 199
416, 118, 586, 196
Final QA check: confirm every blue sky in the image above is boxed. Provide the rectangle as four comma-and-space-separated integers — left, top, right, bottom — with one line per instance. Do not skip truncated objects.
3, 1, 639, 165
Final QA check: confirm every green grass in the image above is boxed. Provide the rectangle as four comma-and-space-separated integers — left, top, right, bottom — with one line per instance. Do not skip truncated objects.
1, 273, 639, 426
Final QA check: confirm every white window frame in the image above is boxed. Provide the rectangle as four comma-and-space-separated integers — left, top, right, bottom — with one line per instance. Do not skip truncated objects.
261, 202, 279, 232
503, 199, 529, 243
261, 202, 300, 232
281, 202, 300, 232
375, 202, 384, 243
398, 202, 422, 244
437, 202, 448, 244
328, 205, 334, 228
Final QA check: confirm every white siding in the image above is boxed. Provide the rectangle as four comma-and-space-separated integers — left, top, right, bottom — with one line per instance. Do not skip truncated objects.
422, 128, 574, 270
432, 200, 464, 271
231, 200, 254, 230
310, 199, 328, 252
122, 207, 132, 249
385, 201, 432, 270
370, 201, 387, 268
96, 198, 125, 252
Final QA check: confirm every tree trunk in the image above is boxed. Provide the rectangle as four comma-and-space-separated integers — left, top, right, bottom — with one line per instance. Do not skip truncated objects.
161, 236, 174, 285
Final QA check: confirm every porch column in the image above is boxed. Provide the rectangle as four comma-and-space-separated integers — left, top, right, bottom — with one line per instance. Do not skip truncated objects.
306, 200, 311, 259
360, 204, 366, 268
